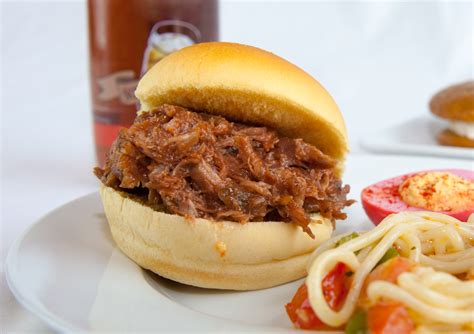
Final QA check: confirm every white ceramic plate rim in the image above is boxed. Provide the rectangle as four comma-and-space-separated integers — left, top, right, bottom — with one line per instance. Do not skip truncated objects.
5, 195, 90, 333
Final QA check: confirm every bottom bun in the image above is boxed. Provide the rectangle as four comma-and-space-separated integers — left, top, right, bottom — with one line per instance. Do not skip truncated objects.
437, 129, 474, 148
100, 185, 334, 290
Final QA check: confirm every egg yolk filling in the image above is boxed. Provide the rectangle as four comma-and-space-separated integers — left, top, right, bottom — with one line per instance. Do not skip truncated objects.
399, 172, 474, 212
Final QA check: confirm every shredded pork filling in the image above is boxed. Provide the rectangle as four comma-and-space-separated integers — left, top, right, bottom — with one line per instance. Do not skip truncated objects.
94, 105, 353, 237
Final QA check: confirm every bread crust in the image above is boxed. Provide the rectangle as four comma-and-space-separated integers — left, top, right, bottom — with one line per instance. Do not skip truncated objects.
100, 185, 334, 290
437, 129, 474, 148
430, 81, 474, 122
135, 42, 348, 165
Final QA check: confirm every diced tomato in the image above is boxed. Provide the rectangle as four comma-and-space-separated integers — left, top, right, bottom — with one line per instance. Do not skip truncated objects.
286, 262, 351, 329
322, 262, 350, 311
368, 301, 414, 334
285, 284, 325, 329
361, 169, 474, 225
364, 257, 414, 295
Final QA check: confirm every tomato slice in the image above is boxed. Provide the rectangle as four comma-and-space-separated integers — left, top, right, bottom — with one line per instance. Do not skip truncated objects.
361, 169, 474, 225
368, 301, 414, 334
364, 257, 414, 296
322, 262, 350, 311
285, 284, 325, 329
286, 262, 351, 329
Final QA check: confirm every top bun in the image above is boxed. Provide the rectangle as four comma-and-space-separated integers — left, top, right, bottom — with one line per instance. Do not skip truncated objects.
136, 42, 348, 166
430, 81, 474, 122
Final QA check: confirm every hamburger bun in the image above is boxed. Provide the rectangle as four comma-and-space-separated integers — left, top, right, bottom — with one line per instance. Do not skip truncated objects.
100, 42, 348, 290
430, 81, 474, 148
430, 81, 474, 122
136, 42, 348, 166
101, 186, 333, 290
437, 129, 474, 148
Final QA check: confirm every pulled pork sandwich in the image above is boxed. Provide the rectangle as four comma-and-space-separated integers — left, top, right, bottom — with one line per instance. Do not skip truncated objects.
94, 42, 353, 290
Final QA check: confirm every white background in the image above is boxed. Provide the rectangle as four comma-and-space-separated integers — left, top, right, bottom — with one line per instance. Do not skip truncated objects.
1, 0, 473, 332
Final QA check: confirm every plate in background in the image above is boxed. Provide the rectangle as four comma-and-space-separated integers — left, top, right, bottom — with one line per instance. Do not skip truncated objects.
5, 155, 473, 332
360, 116, 473, 160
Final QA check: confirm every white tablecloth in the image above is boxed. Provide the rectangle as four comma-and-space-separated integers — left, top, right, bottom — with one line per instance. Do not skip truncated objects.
2, 1, 472, 332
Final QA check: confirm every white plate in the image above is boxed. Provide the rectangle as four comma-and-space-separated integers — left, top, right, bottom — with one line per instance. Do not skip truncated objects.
6, 155, 473, 332
360, 116, 473, 160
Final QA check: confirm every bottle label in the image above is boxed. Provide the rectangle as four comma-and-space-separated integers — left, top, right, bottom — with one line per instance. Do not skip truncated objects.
141, 20, 201, 75
97, 70, 139, 105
